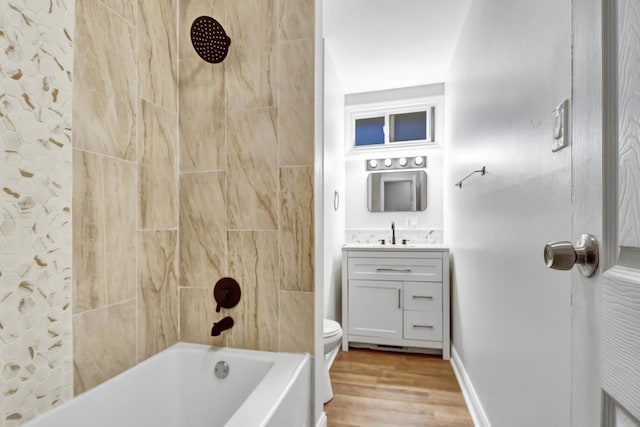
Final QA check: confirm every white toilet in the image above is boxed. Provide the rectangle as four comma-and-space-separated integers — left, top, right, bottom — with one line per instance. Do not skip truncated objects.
321, 318, 343, 403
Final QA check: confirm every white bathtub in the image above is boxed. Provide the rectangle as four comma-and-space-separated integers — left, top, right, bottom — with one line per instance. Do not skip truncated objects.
23, 343, 311, 427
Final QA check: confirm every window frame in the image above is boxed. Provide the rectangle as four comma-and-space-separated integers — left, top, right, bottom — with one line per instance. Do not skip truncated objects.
346, 96, 444, 153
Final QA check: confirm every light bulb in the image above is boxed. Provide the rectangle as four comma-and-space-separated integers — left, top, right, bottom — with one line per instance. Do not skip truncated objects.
399, 157, 407, 166
384, 158, 392, 167
414, 156, 424, 166
368, 159, 378, 168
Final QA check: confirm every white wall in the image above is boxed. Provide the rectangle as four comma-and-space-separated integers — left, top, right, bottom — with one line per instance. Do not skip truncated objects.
345, 147, 443, 231
445, 1, 572, 426
323, 45, 346, 322
345, 83, 444, 105
344, 84, 445, 234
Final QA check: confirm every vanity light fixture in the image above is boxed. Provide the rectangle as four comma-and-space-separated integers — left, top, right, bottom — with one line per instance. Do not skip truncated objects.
365, 156, 427, 171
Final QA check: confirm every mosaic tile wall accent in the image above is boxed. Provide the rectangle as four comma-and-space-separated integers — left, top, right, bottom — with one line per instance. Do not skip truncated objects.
178, 0, 315, 354
0, 0, 75, 425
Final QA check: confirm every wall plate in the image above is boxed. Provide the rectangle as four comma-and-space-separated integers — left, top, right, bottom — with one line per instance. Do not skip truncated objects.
405, 216, 418, 228
551, 99, 570, 152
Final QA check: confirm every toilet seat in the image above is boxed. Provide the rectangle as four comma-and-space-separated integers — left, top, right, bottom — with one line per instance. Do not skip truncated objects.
323, 319, 341, 338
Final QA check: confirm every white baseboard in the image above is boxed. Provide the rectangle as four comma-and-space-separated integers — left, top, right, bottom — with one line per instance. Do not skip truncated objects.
315, 412, 327, 427
450, 345, 491, 427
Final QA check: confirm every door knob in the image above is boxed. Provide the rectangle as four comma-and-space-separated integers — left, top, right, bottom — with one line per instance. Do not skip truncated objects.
543, 234, 599, 277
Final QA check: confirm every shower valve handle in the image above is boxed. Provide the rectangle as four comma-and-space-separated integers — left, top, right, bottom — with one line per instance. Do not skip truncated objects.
213, 278, 241, 312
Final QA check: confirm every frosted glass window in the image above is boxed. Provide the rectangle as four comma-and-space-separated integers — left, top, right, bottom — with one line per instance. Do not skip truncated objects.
355, 117, 385, 146
390, 111, 427, 142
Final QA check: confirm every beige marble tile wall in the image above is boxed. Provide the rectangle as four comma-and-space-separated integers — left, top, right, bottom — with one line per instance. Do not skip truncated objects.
0, 1, 74, 425
72, 0, 178, 395
178, 0, 315, 354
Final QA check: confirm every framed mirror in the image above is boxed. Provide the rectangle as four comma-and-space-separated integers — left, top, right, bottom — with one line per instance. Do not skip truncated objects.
367, 171, 427, 212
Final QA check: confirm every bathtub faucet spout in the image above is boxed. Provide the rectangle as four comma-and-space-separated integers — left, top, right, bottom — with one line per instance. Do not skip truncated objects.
211, 316, 234, 336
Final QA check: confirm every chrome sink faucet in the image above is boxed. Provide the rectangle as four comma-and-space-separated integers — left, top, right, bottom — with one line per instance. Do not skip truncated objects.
391, 221, 396, 245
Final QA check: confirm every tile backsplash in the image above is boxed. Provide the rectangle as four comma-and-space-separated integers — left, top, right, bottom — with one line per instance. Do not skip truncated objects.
345, 229, 444, 245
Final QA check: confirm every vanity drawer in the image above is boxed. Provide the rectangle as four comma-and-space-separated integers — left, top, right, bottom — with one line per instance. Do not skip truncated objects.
403, 310, 443, 341
403, 282, 442, 311
348, 257, 442, 282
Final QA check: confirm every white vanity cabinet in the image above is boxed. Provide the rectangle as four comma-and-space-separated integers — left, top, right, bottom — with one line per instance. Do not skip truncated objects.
342, 245, 450, 359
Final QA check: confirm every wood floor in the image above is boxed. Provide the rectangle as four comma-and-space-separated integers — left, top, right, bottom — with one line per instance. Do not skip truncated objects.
324, 349, 473, 427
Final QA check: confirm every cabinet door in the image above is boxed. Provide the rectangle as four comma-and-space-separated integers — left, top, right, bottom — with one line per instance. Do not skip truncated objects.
348, 280, 403, 340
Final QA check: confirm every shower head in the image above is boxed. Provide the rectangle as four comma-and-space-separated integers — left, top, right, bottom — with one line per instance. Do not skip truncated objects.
190, 16, 231, 64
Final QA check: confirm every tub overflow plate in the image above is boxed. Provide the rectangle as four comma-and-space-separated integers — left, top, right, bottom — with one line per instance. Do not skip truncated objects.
214, 361, 229, 379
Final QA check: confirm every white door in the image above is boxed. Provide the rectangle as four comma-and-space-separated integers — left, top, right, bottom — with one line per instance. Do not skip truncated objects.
571, 0, 640, 425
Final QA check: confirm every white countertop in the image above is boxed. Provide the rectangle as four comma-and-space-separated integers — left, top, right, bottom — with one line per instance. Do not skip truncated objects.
342, 243, 449, 251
